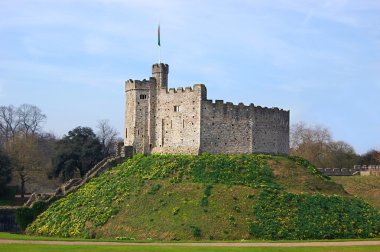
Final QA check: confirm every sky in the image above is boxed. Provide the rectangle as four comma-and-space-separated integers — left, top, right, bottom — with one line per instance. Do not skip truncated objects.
0, 0, 379, 154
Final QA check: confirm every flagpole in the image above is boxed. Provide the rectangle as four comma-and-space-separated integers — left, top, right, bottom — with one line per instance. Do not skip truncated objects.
158, 23, 161, 63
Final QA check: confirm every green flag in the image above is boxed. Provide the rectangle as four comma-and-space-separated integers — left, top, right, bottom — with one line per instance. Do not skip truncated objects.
158, 24, 161, 46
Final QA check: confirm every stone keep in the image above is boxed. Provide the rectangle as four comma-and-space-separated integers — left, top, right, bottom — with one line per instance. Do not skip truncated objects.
124, 63, 289, 155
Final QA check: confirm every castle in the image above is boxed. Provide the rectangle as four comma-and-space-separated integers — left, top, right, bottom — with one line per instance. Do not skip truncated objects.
124, 63, 289, 155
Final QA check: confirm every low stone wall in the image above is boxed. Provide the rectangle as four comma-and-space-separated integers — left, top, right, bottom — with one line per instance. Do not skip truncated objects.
318, 166, 380, 176
317, 168, 360, 176
25, 155, 127, 207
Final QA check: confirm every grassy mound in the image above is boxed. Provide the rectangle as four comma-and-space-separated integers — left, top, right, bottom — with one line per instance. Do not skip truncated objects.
332, 176, 380, 210
27, 154, 380, 240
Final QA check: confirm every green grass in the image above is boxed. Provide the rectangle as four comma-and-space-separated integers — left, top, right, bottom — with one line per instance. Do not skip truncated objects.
0, 244, 380, 252
1, 232, 380, 243
26, 154, 380, 240
332, 176, 380, 210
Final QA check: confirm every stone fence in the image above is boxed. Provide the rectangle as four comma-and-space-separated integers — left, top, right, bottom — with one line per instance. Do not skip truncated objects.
25, 154, 127, 207
318, 165, 380, 176
317, 168, 360, 176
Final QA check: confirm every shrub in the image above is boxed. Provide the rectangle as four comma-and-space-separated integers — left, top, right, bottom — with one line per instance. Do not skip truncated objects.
16, 201, 49, 230
172, 207, 180, 215
190, 225, 201, 238
204, 184, 213, 196
16, 207, 35, 230
200, 196, 208, 207
148, 184, 161, 195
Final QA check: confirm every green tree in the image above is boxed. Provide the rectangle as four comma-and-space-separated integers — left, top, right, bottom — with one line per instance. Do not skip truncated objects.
0, 149, 12, 195
53, 127, 103, 181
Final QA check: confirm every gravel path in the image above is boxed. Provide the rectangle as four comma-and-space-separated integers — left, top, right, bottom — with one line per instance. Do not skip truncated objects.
0, 239, 380, 247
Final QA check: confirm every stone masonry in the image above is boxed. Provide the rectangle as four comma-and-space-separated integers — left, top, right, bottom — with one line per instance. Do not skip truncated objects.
124, 63, 289, 155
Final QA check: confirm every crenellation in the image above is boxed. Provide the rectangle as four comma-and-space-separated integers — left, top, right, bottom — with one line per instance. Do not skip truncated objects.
164, 85, 207, 95
168, 88, 176, 93
124, 62, 289, 155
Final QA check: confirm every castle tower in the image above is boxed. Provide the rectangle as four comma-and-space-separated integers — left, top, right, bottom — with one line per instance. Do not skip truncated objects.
124, 79, 153, 154
152, 63, 169, 90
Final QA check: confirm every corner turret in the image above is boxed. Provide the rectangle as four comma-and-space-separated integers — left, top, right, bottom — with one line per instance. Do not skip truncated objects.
152, 63, 169, 90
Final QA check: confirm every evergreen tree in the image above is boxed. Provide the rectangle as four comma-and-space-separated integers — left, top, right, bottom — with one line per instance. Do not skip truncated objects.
53, 127, 103, 181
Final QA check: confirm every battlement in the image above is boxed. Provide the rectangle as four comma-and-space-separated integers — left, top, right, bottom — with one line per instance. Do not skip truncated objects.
202, 99, 288, 119
152, 63, 169, 74
125, 78, 155, 91
164, 84, 207, 98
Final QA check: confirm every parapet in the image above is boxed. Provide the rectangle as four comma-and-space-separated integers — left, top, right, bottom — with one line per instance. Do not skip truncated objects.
203, 99, 254, 119
165, 84, 207, 98
125, 78, 155, 91
202, 99, 288, 120
152, 63, 169, 74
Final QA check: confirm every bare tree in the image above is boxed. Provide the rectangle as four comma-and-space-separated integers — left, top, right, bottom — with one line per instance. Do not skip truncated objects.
0, 105, 20, 144
96, 120, 119, 157
5, 134, 42, 198
329, 141, 358, 168
0, 104, 46, 146
0, 104, 51, 196
17, 104, 46, 136
359, 149, 380, 165
290, 122, 359, 168
290, 122, 333, 167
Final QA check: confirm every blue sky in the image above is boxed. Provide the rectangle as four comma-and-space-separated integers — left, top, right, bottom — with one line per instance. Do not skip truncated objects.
0, 0, 379, 154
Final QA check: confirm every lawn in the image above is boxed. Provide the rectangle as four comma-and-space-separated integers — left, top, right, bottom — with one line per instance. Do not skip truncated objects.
0, 233, 380, 252
0, 244, 380, 252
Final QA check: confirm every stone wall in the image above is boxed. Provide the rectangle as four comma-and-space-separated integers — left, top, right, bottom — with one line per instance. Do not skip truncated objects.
200, 100, 289, 154
151, 85, 205, 154
252, 106, 289, 154
200, 101, 253, 154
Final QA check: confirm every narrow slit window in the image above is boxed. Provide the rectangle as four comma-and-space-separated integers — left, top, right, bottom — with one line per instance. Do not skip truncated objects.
125, 128, 127, 138
174, 105, 180, 112
140, 94, 147, 99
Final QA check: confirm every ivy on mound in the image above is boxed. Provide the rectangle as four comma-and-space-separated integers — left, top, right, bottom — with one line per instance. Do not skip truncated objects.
26, 154, 380, 239
250, 189, 380, 240
27, 154, 275, 238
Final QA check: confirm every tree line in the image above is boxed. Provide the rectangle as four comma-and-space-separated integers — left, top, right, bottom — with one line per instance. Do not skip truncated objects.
290, 122, 380, 168
0, 104, 120, 198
